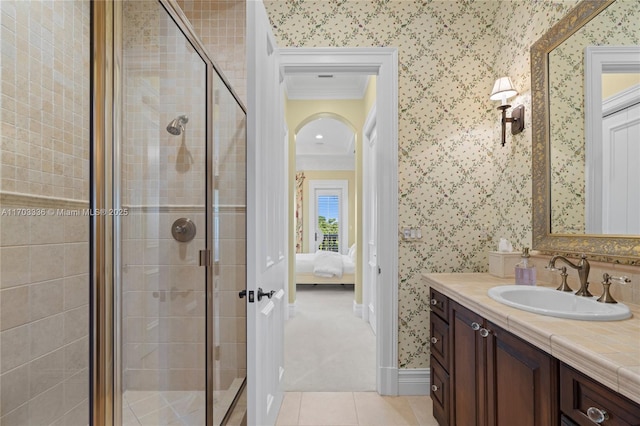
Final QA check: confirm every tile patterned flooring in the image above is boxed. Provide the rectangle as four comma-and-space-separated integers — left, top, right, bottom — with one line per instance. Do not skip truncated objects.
123, 380, 246, 425
277, 392, 439, 426
123, 390, 438, 425
123, 391, 206, 425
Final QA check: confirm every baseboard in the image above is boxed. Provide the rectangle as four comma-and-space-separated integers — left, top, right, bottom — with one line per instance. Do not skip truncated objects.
398, 368, 430, 396
288, 303, 296, 318
378, 366, 398, 395
353, 301, 363, 317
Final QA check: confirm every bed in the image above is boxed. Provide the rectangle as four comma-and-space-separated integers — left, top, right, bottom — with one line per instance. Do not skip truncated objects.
295, 248, 356, 284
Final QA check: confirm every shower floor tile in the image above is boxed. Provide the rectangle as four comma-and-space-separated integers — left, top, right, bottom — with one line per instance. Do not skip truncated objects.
123, 390, 204, 426
123, 389, 237, 426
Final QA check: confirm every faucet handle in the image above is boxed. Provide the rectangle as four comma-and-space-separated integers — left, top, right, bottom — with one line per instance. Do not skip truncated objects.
597, 273, 631, 304
549, 266, 572, 292
607, 274, 631, 285
545, 263, 574, 292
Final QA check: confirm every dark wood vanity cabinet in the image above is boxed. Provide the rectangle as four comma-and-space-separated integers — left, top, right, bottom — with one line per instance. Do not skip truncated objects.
429, 288, 451, 426
560, 363, 640, 426
430, 290, 640, 426
449, 300, 487, 426
485, 319, 558, 426
431, 291, 557, 425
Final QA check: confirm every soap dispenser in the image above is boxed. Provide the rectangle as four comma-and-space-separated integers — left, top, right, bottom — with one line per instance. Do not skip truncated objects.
515, 247, 536, 286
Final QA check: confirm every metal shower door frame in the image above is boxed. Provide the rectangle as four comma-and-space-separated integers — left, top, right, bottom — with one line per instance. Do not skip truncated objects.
90, 1, 246, 424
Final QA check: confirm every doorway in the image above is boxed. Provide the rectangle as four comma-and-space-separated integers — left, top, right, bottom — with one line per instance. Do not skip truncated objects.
280, 48, 399, 395
289, 103, 365, 391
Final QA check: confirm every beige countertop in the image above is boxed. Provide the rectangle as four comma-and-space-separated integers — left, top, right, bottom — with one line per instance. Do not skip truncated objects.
422, 272, 640, 404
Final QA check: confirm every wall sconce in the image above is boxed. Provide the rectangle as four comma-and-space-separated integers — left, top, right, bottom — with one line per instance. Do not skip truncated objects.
490, 77, 525, 146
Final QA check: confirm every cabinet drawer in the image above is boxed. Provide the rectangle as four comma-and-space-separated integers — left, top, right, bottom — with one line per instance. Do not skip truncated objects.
430, 310, 449, 371
560, 363, 640, 425
429, 288, 449, 321
431, 356, 450, 426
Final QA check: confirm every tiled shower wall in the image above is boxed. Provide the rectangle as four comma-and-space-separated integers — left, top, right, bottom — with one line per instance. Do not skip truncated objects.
121, 0, 207, 391
0, 0, 90, 424
177, 0, 247, 105
176, 0, 248, 390
121, 0, 247, 393
262, 0, 582, 368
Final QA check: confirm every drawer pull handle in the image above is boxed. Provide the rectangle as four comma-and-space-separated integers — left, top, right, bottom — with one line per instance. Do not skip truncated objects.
431, 384, 439, 392
587, 407, 608, 423
479, 328, 491, 338
471, 322, 480, 331
430, 337, 439, 344
431, 298, 438, 306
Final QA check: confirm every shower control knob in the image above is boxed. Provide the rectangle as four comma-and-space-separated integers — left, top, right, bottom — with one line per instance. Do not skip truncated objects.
171, 218, 196, 242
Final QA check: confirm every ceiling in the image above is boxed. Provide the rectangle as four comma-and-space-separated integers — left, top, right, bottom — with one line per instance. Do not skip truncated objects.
285, 74, 370, 171
284, 74, 370, 100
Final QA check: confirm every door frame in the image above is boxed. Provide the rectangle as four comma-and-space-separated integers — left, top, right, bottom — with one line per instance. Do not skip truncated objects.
280, 47, 399, 395
362, 104, 377, 333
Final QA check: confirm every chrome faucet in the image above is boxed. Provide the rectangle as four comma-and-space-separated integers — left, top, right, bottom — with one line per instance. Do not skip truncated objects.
547, 254, 592, 297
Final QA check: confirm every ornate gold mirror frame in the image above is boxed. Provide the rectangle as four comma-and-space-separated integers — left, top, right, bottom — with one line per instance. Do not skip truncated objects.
531, 0, 640, 264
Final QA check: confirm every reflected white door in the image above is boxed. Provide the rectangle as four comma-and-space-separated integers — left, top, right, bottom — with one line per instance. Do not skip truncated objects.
363, 107, 377, 334
247, 1, 286, 425
601, 102, 640, 234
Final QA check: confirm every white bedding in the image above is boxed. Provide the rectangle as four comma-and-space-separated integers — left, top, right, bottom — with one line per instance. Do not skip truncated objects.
295, 251, 356, 276
313, 250, 343, 278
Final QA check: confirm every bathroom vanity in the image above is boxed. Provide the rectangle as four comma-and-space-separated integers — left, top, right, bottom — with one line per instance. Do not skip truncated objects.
423, 273, 640, 426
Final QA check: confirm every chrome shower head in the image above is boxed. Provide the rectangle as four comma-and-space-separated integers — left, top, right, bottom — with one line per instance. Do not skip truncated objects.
166, 114, 189, 136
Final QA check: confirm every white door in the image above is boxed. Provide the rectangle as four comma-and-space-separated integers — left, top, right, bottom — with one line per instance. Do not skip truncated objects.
363, 107, 377, 334
601, 102, 640, 234
247, 1, 286, 425
308, 180, 349, 253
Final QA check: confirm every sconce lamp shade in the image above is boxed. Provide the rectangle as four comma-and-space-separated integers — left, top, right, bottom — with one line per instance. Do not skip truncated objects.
490, 77, 518, 102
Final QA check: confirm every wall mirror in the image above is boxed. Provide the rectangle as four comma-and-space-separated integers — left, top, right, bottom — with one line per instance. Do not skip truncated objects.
531, 0, 640, 263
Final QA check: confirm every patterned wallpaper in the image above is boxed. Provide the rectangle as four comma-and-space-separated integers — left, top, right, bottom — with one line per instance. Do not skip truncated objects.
549, 0, 640, 234
263, 0, 579, 368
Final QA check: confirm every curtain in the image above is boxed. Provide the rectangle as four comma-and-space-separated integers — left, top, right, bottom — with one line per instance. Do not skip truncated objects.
295, 172, 305, 253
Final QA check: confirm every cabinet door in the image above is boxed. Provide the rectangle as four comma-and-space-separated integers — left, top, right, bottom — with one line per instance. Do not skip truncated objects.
430, 309, 449, 370
431, 356, 450, 426
450, 301, 487, 426
486, 322, 559, 426
560, 363, 640, 426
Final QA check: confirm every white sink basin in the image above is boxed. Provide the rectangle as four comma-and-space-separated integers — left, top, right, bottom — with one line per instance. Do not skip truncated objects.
488, 285, 632, 321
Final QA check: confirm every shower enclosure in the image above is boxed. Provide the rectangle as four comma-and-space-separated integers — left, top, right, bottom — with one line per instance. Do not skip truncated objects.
98, 0, 247, 424
0, 0, 244, 423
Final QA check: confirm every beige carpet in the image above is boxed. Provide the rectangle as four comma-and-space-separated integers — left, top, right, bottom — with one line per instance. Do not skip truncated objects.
284, 284, 376, 391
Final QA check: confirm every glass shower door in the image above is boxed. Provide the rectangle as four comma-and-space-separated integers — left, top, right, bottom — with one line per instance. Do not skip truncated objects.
120, 1, 208, 424
211, 78, 248, 425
